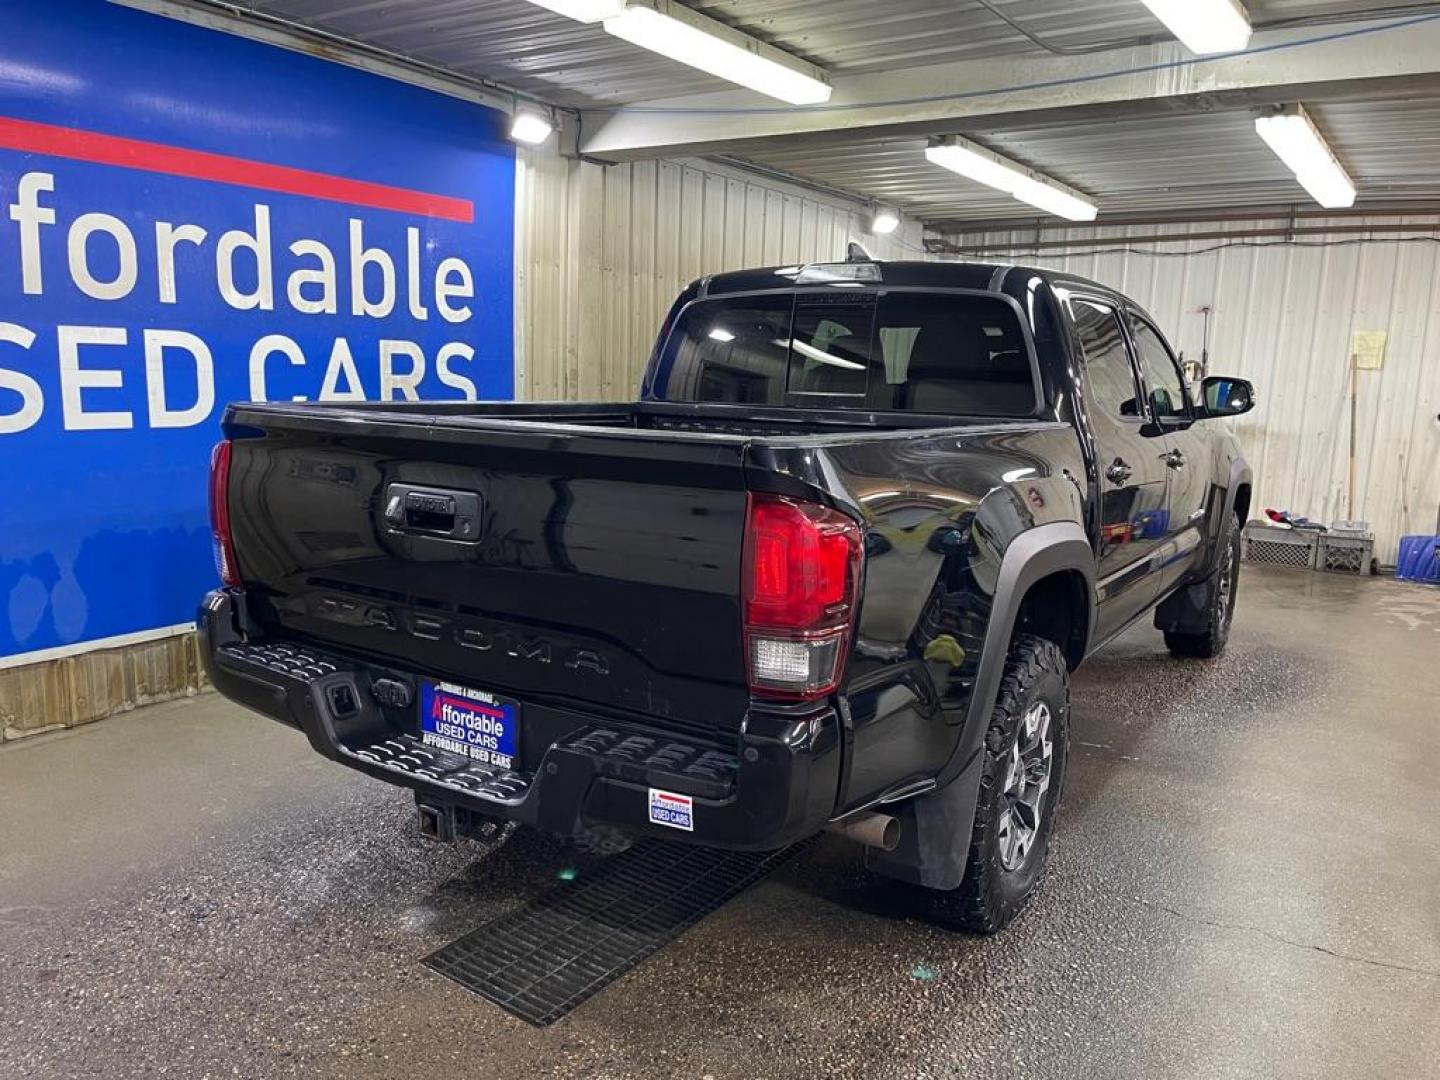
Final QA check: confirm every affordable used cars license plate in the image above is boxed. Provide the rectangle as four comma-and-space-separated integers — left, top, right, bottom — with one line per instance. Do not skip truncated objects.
418, 680, 519, 770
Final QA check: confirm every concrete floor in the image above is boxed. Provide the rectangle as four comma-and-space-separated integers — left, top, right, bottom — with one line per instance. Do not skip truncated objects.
2, 566, 1438, 1080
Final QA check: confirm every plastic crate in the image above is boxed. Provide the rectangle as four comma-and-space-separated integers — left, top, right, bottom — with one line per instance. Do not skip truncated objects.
1241, 521, 1319, 569
1316, 532, 1374, 574
1329, 519, 1369, 538
1396, 535, 1440, 583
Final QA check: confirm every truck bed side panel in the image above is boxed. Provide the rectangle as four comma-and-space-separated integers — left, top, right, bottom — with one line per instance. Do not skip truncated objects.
754, 422, 1089, 811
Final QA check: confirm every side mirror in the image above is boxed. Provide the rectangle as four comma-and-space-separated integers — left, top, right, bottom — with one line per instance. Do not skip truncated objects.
1201, 376, 1255, 418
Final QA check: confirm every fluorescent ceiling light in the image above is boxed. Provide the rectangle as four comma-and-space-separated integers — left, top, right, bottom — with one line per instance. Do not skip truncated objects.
925, 140, 1030, 194
926, 135, 1098, 222
1011, 177, 1098, 222
522, 0, 626, 23
869, 208, 901, 235
707, 328, 735, 342
1140, 0, 1252, 54
1254, 105, 1356, 208
509, 110, 555, 145
603, 1, 832, 105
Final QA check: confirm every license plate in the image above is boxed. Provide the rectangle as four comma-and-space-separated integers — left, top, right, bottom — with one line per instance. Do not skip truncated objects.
418, 680, 519, 770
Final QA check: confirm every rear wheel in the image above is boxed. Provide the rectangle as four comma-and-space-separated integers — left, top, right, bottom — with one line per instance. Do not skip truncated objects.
1164, 513, 1241, 659
947, 633, 1070, 934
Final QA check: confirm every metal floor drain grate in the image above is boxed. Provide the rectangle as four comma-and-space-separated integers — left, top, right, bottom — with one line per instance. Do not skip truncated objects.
423, 838, 811, 1026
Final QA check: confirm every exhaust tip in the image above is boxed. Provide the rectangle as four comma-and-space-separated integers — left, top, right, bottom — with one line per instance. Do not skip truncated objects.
827, 810, 900, 852
875, 815, 900, 852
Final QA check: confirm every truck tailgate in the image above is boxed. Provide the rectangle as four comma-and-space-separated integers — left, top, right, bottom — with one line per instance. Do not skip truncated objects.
224, 407, 750, 737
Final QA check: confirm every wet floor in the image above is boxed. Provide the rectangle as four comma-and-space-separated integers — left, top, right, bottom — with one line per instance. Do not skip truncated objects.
2, 566, 1438, 1079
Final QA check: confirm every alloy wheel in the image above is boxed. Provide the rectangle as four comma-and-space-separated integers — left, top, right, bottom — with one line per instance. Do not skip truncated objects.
996, 701, 1054, 872
1219, 538, 1238, 628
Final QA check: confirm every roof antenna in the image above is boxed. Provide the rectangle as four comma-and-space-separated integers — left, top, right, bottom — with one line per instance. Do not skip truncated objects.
846, 240, 873, 262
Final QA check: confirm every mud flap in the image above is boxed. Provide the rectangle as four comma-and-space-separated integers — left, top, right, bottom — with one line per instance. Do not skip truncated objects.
1153, 570, 1216, 635
863, 753, 984, 890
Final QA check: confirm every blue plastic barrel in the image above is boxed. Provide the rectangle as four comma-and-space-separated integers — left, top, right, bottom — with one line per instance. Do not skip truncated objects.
1396, 535, 1440, 583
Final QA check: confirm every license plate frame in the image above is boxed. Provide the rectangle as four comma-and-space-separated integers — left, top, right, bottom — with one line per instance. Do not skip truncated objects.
418, 679, 520, 771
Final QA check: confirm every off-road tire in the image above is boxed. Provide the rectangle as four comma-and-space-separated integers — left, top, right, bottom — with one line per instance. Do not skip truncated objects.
1164, 512, 1241, 659
949, 633, 1070, 934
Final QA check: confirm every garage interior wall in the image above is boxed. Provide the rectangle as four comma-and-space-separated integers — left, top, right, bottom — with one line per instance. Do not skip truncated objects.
515, 145, 925, 402
938, 218, 1440, 565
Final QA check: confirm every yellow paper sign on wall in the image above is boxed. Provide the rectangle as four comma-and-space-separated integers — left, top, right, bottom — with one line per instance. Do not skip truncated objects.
1352, 330, 1387, 370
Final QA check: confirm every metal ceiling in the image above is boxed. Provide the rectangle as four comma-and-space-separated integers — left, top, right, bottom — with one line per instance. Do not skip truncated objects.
210, 0, 1440, 224
734, 97, 1440, 225
234, 0, 1425, 108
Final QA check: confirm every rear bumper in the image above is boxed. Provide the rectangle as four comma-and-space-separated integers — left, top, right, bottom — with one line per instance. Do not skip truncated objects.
199, 589, 840, 850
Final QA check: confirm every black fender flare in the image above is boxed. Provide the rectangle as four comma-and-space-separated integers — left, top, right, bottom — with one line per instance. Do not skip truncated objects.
1156, 458, 1252, 633
952, 520, 1096, 776
1221, 457, 1254, 531
865, 520, 1095, 890
1198, 456, 1253, 578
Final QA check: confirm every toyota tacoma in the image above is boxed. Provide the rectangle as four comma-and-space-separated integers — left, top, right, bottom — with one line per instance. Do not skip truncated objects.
199, 259, 1254, 932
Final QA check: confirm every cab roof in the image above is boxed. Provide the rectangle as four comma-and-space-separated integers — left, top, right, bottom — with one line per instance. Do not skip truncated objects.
700, 259, 1103, 297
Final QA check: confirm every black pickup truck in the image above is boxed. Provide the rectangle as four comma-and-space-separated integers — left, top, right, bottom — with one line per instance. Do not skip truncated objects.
200, 259, 1254, 932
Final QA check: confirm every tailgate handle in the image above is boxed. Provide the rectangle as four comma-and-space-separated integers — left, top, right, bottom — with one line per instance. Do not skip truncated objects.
383, 484, 482, 541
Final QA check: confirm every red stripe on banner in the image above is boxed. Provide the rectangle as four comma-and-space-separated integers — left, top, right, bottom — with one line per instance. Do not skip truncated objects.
0, 115, 474, 223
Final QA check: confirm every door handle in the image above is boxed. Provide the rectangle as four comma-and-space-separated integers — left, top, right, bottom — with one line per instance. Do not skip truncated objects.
1105, 458, 1133, 483
382, 483, 483, 540
1163, 448, 1187, 470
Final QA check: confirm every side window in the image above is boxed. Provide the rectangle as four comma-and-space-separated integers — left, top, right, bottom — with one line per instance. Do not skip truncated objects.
1070, 299, 1140, 420
1129, 317, 1189, 421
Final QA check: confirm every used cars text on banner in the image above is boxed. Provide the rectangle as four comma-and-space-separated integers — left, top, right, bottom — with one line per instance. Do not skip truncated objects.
0, 0, 516, 659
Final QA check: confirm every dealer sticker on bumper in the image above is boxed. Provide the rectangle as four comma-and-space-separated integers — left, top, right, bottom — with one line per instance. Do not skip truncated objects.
648, 788, 694, 831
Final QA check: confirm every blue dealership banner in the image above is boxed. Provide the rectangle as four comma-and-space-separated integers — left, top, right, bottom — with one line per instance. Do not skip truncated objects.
0, 0, 515, 659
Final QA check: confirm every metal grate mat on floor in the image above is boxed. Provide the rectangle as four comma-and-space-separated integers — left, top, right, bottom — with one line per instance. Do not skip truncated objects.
423, 838, 812, 1026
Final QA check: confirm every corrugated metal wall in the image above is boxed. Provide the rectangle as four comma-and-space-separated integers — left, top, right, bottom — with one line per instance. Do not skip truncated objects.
515, 146, 925, 401
939, 218, 1440, 565
516, 171, 1440, 564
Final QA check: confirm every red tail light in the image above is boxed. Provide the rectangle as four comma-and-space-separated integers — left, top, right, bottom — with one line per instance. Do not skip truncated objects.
209, 441, 241, 587
742, 494, 862, 700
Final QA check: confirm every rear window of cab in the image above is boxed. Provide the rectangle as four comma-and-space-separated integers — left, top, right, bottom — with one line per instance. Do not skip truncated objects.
652, 290, 1041, 417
